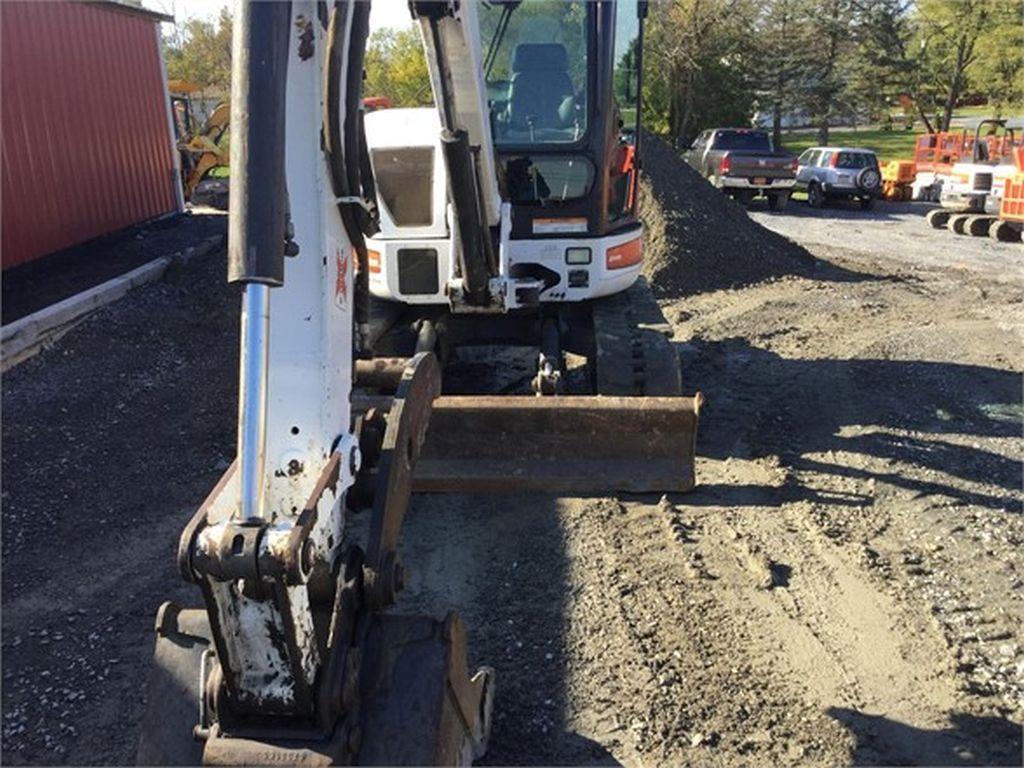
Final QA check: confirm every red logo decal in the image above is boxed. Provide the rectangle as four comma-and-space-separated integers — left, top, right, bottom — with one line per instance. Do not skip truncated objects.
335, 248, 348, 308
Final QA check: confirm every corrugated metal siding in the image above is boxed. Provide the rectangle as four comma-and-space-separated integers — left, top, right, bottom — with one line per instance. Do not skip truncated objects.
1, 1, 179, 269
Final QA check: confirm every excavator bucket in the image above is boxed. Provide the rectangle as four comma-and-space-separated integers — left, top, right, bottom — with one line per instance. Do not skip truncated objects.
138, 605, 494, 766
416, 395, 702, 493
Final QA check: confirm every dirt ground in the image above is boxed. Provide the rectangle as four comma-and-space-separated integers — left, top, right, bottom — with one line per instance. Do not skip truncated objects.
2, 154, 1023, 765
397, 198, 1024, 765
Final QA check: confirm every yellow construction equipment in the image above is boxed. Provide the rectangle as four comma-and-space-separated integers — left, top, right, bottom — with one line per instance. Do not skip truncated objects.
169, 80, 229, 201
881, 160, 916, 201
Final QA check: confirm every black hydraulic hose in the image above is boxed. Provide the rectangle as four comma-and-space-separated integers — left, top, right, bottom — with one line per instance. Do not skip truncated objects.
442, 129, 491, 303
344, 0, 372, 236
357, 110, 379, 236
227, 1, 291, 285
324, 0, 373, 340
428, 17, 457, 131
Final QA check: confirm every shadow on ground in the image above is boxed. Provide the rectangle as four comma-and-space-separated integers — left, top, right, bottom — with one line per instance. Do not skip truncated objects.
680, 337, 1021, 511
377, 492, 618, 766
828, 707, 1023, 766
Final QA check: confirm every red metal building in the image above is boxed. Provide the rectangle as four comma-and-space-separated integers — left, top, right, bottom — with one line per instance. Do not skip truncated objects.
1, 1, 182, 270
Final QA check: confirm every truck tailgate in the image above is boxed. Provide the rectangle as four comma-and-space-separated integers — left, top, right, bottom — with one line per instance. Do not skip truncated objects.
726, 152, 793, 179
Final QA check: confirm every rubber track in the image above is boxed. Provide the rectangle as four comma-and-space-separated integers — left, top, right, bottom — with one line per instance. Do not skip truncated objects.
591, 278, 682, 396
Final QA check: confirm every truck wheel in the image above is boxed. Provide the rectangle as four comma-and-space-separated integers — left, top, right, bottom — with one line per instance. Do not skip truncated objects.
965, 215, 993, 237
990, 220, 1022, 243
925, 209, 951, 229
767, 192, 788, 211
807, 183, 825, 209
947, 214, 970, 235
858, 196, 875, 211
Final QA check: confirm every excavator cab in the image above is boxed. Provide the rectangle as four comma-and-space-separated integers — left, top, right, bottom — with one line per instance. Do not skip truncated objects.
480, 0, 644, 236
361, 0, 698, 495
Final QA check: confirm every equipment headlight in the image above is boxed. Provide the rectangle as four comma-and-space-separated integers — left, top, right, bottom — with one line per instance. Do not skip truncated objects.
565, 247, 591, 265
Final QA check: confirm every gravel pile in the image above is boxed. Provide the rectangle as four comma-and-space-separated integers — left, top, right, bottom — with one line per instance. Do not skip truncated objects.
637, 130, 815, 298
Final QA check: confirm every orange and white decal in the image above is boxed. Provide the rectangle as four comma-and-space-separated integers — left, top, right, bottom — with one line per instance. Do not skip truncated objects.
606, 237, 642, 270
367, 248, 381, 274
334, 248, 349, 308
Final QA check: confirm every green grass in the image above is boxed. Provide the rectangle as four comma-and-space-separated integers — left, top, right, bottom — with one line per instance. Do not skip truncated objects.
953, 104, 1024, 119
781, 128, 920, 164
208, 166, 230, 178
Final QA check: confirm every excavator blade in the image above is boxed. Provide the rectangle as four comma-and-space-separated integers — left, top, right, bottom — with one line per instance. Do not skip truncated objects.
413, 394, 703, 494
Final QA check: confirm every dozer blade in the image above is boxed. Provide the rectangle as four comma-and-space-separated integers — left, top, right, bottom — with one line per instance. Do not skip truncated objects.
413, 394, 703, 494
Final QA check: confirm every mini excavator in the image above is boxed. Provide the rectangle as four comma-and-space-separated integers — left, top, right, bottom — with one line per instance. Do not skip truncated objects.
137, 1, 701, 764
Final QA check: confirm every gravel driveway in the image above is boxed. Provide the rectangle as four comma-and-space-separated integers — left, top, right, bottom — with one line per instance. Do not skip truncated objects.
2, 144, 1021, 766
749, 199, 1023, 282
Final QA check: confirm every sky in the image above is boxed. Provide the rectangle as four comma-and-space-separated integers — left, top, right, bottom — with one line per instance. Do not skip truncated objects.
144, 0, 414, 33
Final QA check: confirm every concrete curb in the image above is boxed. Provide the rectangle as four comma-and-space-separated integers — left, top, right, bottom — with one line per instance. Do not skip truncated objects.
1, 234, 224, 372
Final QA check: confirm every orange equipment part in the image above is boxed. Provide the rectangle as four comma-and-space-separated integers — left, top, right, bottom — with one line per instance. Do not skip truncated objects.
1000, 148, 1024, 223
913, 131, 970, 173
883, 160, 916, 184
363, 96, 392, 111
1000, 174, 1024, 223
880, 160, 915, 201
606, 237, 642, 270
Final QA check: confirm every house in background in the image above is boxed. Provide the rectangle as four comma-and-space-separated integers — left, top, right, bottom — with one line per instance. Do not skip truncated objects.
1, 0, 182, 271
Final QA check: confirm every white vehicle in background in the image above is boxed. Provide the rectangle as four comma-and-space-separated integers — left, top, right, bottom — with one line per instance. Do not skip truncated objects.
927, 120, 1019, 236
795, 147, 882, 209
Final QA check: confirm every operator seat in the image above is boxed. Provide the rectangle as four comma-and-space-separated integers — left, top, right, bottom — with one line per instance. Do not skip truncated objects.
507, 43, 576, 134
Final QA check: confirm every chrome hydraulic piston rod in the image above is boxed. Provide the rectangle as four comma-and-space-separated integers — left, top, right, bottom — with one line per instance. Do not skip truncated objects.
226, 0, 291, 521
236, 283, 270, 520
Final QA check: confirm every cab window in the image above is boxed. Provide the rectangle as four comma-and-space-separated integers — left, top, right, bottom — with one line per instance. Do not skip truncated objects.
372, 147, 434, 227
608, 0, 642, 222
479, 0, 590, 146
835, 151, 877, 169
612, 0, 640, 138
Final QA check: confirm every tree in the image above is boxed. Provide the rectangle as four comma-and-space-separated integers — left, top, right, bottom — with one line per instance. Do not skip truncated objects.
751, 0, 813, 147
969, 0, 1024, 117
799, 0, 860, 144
848, 0, 922, 126
163, 7, 232, 93
915, 0, 990, 131
363, 27, 433, 107
644, 0, 758, 146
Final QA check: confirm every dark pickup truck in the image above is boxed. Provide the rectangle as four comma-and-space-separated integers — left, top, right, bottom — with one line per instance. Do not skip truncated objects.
684, 128, 797, 210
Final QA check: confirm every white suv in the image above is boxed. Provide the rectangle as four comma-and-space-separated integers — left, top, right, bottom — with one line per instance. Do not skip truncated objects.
795, 147, 882, 209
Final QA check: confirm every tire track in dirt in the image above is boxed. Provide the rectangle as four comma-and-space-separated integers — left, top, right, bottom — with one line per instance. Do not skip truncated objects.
695, 497, 965, 763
